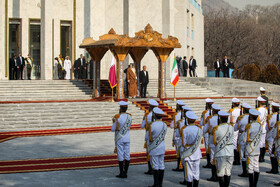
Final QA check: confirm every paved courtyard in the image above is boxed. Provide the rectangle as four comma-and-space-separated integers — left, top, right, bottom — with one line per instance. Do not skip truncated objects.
0, 130, 279, 186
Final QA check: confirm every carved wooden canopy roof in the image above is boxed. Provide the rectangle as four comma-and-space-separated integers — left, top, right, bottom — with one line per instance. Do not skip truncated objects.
79, 24, 181, 49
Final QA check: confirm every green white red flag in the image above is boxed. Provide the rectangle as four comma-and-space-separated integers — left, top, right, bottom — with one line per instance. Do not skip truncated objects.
171, 57, 179, 87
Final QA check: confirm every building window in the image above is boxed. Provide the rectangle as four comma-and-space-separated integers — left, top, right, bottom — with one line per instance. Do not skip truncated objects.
190, 0, 193, 5
194, 0, 197, 8
198, 4, 201, 12
187, 27, 189, 37
60, 21, 72, 60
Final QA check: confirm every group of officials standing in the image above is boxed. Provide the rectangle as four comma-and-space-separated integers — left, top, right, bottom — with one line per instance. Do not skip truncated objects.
10, 53, 33, 80
214, 56, 235, 78
176, 56, 197, 77
112, 87, 280, 187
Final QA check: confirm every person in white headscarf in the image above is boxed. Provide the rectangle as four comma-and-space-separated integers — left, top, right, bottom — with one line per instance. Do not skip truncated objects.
64, 56, 71, 80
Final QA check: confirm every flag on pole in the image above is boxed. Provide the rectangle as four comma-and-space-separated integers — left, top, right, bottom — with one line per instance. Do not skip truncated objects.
171, 57, 179, 87
108, 56, 117, 88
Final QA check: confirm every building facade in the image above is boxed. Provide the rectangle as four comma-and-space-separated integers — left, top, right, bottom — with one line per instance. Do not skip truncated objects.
0, 0, 204, 80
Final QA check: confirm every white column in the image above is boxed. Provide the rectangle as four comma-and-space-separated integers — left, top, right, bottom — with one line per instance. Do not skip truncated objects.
40, 0, 53, 80
0, 0, 6, 79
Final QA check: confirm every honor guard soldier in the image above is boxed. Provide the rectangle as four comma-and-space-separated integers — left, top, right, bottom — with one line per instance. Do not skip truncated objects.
112, 101, 132, 178
171, 100, 185, 172
180, 111, 202, 187
256, 96, 268, 162
213, 111, 234, 187
200, 98, 215, 168
273, 113, 280, 186
228, 98, 241, 165
146, 107, 167, 187
204, 104, 222, 182
235, 103, 252, 177
141, 99, 159, 175
177, 105, 193, 185
266, 102, 280, 174
244, 109, 262, 187
260, 87, 269, 107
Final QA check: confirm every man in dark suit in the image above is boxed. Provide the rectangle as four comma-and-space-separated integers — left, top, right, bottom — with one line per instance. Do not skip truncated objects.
17, 52, 25, 80
189, 56, 197, 77
222, 56, 229, 77
139, 65, 149, 98
214, 58, 221, 77
182, 56, 188, 77
75, 54, 85, 79
12, 55, 19, 80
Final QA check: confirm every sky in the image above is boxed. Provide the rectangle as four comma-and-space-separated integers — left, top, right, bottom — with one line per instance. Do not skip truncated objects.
223, 0, 280, 10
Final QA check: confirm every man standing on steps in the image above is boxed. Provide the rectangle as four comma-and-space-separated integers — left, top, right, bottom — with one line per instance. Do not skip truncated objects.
213, 111, 234, 187
182, 56, 188, 77
265, 102, 280, 174
200, 98, 214, 169
235, 103, 252, 178
214, 58, 221, 77
17, 52, 25, 80
222, 56, 229, 78
189, 56, 197, 77
139, 65, 149, 98
141, 99, 159, 175
256, 96, 268, 162
170, 100, 185, 172
204, 104, 222, 182
146, 107, 167, 187
244, 109, 262, 187
228, 98, 241, 165
112, 101, 132, 178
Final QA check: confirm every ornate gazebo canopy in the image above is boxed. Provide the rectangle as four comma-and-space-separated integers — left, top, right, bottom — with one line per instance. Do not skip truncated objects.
79, 24, 181, 99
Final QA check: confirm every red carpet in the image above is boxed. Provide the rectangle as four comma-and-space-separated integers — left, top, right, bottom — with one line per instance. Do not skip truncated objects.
0, 149, 205, 174
0, 124, 142, 143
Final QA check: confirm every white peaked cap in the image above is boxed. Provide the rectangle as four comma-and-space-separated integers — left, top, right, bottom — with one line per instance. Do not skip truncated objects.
218, 111, 230, 117
242, 103, 252, 109
186, 111, 198, 120
206, 98, 214, 103
249, 109, 261, 116
257, 96, 266, 102
232, 98, 240, 103
148, 99, 159, 107
177, 100, 185, 106
153, 107, 165, 115
260, 87, 266, 91
271, 102, 280, 108
119, 101, 129, 106
212, 104, 222, 110
182, 105, 193, 111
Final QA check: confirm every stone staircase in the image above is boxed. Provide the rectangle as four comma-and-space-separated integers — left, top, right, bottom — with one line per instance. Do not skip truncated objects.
147, 79, 223, 98
0, 80, 93, 101
0, 101, 145, 131
188, 77, 280, 101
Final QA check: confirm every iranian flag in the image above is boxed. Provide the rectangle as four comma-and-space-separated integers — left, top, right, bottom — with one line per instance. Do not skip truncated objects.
108, 56, 117, 88
171, 57, 179, 87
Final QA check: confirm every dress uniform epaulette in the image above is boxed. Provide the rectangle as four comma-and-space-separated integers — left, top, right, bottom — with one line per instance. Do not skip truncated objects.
197, 125, 202, 129
267, 113, 274, 121
176, 119, 183, 129
228, 109, 234, 113
173, 112, 178, 117
202, 110, 207, 115
237, 115, 244, 121
206, 115, 212, 121
112, 114, 120, 122
245, 123, 252, 131
127, 113, 132, 116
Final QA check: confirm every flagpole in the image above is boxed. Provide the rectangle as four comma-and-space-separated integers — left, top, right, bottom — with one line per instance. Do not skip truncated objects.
173, 53, 176, 101
111, 87, 114, 102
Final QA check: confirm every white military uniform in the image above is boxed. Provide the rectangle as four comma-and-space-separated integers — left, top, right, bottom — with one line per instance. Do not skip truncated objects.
171, 111, 183, 153
181, 123, 202, 182
266, 111, 280, 157
235, 113, 250, 162
112, 112, 132, 161
273, 121, 280, 169
257, 105, 268, 148
244, 120, 262, 173
146, 119, 167, 170
200, 109, 211, 154
228, 105, 241, 150
204, 114, 219, 164
213, 112, 234, 177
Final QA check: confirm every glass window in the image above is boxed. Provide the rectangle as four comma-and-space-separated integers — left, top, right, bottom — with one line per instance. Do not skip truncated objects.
29, 20, 41, 79
190, 0, 193, 5
187, 27, 189, 37
191, 30, 194, 39
60, 21, 72, 60
194, 0, 197, 8
198, 4, 201, 11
